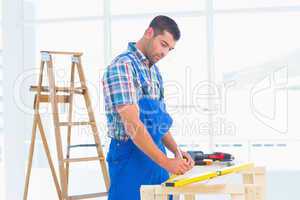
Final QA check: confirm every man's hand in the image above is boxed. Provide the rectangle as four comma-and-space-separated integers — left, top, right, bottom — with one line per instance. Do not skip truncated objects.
176, 151, 195, 168
163, 157, 192, 175
162, 132, 195, 174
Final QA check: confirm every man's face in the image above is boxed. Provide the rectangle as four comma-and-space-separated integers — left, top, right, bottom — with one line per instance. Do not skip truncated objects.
145, 29, 176, 65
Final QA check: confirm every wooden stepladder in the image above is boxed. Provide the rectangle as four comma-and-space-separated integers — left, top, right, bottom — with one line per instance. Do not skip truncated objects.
23, 51, 110, 200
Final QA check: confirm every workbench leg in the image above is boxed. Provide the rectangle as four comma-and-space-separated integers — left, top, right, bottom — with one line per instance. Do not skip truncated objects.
140, 186, 155, 200
231, 194, 245, 200
155, 194, 168, 200
254, 186, 264, 200
243, 167, 266, 200
184, 194, 196, 200
254, 169, 266, 200
243, 173, 254, 184
245, 185, 256, 200
245, 185, 265, 200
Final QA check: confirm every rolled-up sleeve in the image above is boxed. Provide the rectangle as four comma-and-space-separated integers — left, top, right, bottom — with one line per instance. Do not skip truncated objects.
103, 61, 137, 106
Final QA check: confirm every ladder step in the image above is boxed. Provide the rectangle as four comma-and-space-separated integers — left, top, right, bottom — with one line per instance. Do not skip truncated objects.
41, 50, 83, 57
37, 94, 70, 103
68, 192, 108, 200
30, 85, 86, 94
68, 144, 98, 149
64, 156, 105, 163
58, 122, 96, 126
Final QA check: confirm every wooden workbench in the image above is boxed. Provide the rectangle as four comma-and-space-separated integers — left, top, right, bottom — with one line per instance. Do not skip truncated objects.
140, 164, 266, 200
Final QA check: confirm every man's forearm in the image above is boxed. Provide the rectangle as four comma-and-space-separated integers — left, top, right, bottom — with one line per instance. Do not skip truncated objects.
162, 132, 180, 155
129, 121, 169, 166
117, 104, 169, 167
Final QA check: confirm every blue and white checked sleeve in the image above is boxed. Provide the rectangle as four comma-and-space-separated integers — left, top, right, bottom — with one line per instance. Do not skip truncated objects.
102, 61, 137, 107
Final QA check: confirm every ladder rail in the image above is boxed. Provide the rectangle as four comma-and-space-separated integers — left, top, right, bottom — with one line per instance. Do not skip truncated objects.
66, 62, 76, 185
46, 56, 69, 199
75, 56, 111, 190
23, 61, 63, 200
36, 113, 62, 198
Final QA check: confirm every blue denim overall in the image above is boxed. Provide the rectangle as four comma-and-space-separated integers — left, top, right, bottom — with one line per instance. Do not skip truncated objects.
106, 53, 173, 200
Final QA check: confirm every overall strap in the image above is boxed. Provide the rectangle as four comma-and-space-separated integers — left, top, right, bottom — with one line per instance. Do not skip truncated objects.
153, 65, 164, 100
125, 52, 164, 100
125, 53, 148, 95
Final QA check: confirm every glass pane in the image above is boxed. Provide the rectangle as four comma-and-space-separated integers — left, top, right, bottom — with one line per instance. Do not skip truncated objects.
24, 21, 104, 70
250, 140, 300, 170
160, 17, 207, 106
111, 17, 150, 58
213, 12, 300, 169
214, 0, 300, 10
23, 21, 105, 123
215, 13, 300, 74
214, 12, 300, 138
111, 0, 205, 15
171, 111, 210, 144
24, 0, 103, 20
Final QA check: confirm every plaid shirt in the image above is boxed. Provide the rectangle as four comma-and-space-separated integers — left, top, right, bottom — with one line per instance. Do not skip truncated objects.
102, 42, 164, 140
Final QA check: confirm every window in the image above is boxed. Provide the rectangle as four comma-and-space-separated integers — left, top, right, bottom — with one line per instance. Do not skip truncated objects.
111, 0, 205, 15
214, 0, 300, 10
213, 12, 300, 169
24, 0, 104, 20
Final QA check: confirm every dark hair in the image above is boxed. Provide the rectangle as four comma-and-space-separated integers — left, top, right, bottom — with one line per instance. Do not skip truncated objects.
149, 15, 181, 41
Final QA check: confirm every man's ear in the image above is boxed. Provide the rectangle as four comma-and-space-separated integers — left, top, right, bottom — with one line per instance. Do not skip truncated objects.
144, 27, 154, 39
